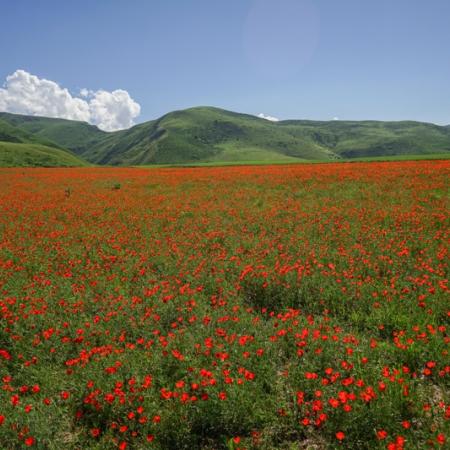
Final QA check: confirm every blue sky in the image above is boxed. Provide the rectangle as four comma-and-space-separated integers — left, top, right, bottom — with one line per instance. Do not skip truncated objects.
1, 0, 449, 126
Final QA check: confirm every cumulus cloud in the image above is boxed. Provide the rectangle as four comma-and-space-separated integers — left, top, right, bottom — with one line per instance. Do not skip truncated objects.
0, 70, 141, 131
89, 89, 141, 132
0, 70, 90, 122
258, 112, 279, 122
79, 88, 92, 98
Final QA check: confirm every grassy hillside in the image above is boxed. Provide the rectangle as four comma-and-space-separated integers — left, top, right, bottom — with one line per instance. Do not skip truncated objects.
1, 108, 450, 166
0, 141, 88, 167
279, 119, 450, 158
0, 114, 89, 167
66, 107, 450, 165
0, 117, 65, 148
0, 112, 105, 153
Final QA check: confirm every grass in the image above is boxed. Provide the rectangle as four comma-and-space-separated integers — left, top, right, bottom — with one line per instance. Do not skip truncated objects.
0, 141, 88, 167
137, 152, 450, 168
340, 152, 450, 162
0, 118, 64, 149
203, 144, 306, 163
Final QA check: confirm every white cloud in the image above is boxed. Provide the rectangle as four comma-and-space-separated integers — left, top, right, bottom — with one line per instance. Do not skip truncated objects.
79, 88, 93, 98
89, 89, 141, 132
258, 112, 279, 122
0, 69, 141, 131
333, 117, 339, 121
0, 70, 90, 122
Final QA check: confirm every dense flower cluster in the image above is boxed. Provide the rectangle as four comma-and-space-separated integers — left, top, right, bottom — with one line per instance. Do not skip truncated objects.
0, 161, 448, 449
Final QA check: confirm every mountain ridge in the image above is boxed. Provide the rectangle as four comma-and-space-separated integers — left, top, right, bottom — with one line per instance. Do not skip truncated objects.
1, 107, 450, 166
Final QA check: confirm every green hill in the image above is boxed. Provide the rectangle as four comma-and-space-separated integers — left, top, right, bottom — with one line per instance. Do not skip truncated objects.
0, 117, 66, 148
279, 118, 450, 158
0, 142, 88, 167
0, 116, 89, 167
0, 113, 105, 152
1, 107, 450, 166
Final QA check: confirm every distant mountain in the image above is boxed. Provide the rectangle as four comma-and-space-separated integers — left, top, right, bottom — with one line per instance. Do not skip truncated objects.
1, 107, 450, 166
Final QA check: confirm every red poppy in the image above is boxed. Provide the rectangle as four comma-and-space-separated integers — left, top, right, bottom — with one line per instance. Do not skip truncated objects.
336, 431, 345, 441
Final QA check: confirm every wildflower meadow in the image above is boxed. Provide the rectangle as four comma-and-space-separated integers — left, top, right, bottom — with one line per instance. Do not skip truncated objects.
0, 161, 448, 449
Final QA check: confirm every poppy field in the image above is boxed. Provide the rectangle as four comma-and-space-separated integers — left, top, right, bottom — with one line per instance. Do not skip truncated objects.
0, 161, 448, 449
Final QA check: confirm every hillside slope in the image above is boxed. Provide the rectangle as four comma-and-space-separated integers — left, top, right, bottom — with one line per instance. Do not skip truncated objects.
1, 108, 450, 165
0, 142, 87, 167
0, 115, 89, 167
0, 117, 65, 148
0, 112, 105, 153
89, 107, 450, 164
279, 119, 450, 158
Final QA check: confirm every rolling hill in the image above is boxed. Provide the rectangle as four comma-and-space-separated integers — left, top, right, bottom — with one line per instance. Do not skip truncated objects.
0, 142, 88, 167
0, 116, 88, 167
1, 107, 449, 166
